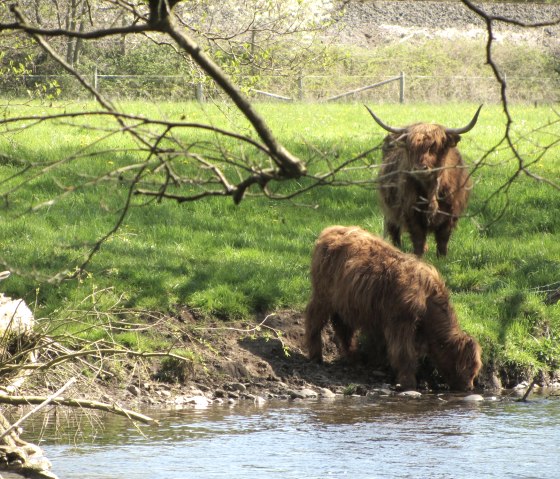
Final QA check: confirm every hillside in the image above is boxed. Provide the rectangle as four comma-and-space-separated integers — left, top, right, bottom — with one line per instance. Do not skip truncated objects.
334, 1, 560, 52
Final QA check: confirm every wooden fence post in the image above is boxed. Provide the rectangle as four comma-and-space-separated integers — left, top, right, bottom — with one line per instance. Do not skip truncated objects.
297, 75, 304, 101
399, 71, 405, 104
195, 82, 204, 102
93, 66, 98, 99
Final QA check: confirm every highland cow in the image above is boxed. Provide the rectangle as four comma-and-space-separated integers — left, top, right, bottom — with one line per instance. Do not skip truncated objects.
366, 105, 482, 257
304, 225, 482, 391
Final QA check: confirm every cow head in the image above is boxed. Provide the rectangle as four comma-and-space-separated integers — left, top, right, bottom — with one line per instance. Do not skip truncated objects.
366, 104, 482, 175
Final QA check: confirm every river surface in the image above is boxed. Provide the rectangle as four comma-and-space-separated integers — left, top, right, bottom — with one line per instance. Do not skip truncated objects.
23, 392, 560, 479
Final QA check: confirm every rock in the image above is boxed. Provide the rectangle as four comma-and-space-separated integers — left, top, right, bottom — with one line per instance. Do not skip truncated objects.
185, 396, 211, 408
127, 385, 141, 396
0, 290, 35, 336
214, 389, 227, 398
225, 382, 247, 393
253, 395, 267, 406
462, 394, 485, 402
288, 388, 318, 399
398, 390, 422, 398
319, 388, 336, 398
377, 388, 393, 396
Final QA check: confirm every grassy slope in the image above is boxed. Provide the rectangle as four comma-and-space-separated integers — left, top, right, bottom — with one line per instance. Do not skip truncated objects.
0, 101, 559, 380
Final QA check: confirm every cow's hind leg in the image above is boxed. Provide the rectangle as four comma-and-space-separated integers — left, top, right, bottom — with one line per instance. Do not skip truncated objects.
330, 313, 356, 358
304, 296, 331, 363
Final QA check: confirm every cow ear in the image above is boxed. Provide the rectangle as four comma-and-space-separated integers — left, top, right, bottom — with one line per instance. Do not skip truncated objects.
384, 133, 407, 149
446, 132, 461, 147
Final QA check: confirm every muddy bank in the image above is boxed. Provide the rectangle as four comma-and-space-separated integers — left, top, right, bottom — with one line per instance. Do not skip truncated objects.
69, 309, 560, 410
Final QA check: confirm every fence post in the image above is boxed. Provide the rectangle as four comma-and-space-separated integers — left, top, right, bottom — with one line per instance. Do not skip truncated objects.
399, 71, 405, 104
93, 67, 98, 99
195, 82, 204, 102
297, 75, 304, 101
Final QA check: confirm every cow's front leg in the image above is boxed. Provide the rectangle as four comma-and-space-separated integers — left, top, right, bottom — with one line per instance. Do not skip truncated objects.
384, 219, 402, 249
435, 224, 452, 257
406, 213, 428, 256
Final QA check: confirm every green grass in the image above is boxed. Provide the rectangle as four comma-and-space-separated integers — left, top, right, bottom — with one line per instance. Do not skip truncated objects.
1, 100, 559, 379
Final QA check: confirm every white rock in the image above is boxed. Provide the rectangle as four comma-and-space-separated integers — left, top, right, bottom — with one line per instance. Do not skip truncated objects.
398, 390, 422, 398
186, 396, 210, 408
0, 294, 34, 334
319, 388, 336, 398
462, 394, 485, 402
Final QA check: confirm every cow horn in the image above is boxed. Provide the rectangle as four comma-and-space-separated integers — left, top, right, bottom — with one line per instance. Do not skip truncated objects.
364, 105, 407, 134
445, 104, 483, 135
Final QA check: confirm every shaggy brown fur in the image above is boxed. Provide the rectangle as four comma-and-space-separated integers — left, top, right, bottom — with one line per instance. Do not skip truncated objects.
376, 118, 476, 257
305, 225, 482, 391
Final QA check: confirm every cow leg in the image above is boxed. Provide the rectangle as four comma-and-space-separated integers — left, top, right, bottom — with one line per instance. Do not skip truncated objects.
406, 216, 428, 256
384, 322, 418, 390
384, 220, 402, 248
435, 224, 452, 257
330, 313, 356, 358
304, 296, 331, 363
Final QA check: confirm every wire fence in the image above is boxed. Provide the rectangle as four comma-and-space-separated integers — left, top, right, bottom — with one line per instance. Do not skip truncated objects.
3, 71, 559, 104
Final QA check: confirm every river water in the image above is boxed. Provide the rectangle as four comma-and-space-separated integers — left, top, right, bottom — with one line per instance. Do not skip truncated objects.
24, 392, 560, 479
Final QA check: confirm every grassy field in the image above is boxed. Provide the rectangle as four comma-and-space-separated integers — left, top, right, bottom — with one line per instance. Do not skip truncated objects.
0, 100, 559, 380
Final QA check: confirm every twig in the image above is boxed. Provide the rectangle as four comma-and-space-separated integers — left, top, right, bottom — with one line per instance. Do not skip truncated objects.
0, 377, 76, 441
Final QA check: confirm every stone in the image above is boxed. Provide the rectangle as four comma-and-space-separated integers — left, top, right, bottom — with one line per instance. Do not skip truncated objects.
462, 394, 485, 402
185, 396, 210, 408
214, 389, 227, 398
398, 390, 422, 398
127, 385, 142, 396
288, 388, 318, 399
319, 388, 336, 398
225, 382, 247, 392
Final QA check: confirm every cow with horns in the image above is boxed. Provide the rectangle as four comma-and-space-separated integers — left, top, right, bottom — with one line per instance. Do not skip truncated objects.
367, 105, 482, 257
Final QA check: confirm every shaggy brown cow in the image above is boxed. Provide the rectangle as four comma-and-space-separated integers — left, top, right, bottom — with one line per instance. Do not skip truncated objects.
366, 105, 482, 257
305, 225, 482, 391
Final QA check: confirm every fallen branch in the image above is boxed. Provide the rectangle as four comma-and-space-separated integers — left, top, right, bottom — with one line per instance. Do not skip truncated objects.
0, 377, 76, 442
0, 394, 157, 425
518, 377, 538, 402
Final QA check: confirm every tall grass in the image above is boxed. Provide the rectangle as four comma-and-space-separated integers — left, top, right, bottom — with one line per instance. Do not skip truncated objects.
0, 101, 559, 376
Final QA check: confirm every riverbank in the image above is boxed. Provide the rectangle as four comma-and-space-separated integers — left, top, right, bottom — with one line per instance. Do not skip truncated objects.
16, 308, 558, 412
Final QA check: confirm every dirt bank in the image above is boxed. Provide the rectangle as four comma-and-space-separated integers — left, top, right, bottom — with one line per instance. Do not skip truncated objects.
56, 308, 558, 410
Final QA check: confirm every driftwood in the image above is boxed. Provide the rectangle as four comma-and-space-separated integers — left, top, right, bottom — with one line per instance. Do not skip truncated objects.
0, 394, 157, 425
